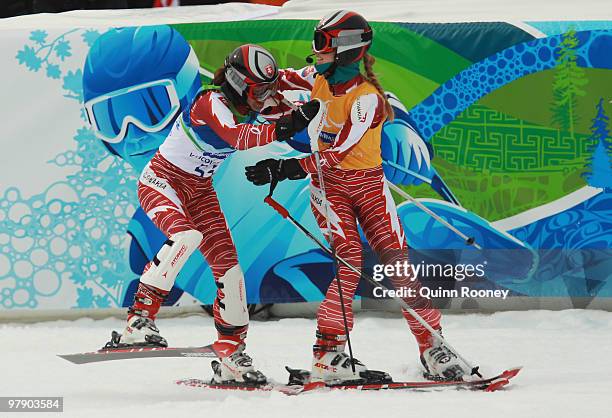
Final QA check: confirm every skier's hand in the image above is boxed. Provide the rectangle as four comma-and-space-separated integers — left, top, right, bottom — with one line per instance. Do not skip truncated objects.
245, 159, 280, 186
276, 100, 321, 141
293, 100, 321, 130
245, 158, 307, 186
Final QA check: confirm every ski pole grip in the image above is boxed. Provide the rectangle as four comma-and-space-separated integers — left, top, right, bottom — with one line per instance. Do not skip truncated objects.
264, 196, 289, 219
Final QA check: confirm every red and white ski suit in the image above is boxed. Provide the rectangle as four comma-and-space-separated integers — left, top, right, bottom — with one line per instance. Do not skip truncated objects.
132, 68, 314, 343
297, 74, 442, 354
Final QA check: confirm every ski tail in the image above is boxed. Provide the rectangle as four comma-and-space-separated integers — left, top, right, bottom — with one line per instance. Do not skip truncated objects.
59, 344, 219, 364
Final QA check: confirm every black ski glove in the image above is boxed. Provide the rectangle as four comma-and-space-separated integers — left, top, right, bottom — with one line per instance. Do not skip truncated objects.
276, 100, 321, 141
245, 158, 307, 186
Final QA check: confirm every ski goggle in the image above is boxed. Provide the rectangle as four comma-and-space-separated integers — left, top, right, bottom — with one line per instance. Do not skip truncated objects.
312, 29, 373, 54
84, 79, 181, 143
84, 47, 200, 143
313, 30, 336, 54
226, 65, 279, 102
250, 79, 279, 101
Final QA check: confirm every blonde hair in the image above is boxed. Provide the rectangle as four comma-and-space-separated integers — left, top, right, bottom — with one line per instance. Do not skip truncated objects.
362, 53, 394, 121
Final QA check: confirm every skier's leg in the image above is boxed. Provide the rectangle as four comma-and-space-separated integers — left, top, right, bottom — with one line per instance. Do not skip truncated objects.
353, 168, 441, 350
311, 174, 361, 337
309, 172, 372, 382
354, 168, 465, 379
186, 181, 263, 383
118, 158, 203, 346
185, 180, 248, 342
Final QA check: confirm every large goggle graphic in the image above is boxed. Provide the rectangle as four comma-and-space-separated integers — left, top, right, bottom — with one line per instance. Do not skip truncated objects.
312, 29, 372, 54
84, 79, 181, 143
226, 65, 278, 102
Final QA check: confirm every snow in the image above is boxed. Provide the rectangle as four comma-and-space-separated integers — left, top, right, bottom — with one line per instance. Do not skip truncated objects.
3, 0, 612, 30
1, 310, 611, 418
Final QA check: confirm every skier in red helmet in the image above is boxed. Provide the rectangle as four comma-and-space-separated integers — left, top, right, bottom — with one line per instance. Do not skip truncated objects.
106, 44, 318, 385
246, 11, 468, 383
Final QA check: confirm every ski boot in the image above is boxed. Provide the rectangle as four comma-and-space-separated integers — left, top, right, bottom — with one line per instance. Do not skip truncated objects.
103, 316, 168, 349
420, 335, 467, 381
120, 315, 168, 347
210, 342, 267, 386
104, 282, 169, 349
310, 331, 392, 385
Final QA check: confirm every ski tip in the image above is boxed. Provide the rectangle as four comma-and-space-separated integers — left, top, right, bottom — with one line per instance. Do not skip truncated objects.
481, 366, 522, 392
502, 367, 523, 379
57, 354, 85, 364
484, 378, 511, 392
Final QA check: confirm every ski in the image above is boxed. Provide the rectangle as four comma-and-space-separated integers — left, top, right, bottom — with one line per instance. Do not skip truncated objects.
59, 344, 219, 364
300, 366, 522, 393
177, 366, 522, 395
176, 379, 305, 395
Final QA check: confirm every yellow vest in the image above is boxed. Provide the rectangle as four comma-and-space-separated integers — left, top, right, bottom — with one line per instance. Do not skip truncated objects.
311, 75, 383, 170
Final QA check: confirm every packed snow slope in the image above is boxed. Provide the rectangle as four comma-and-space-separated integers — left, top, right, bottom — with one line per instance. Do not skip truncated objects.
1, 310, 611, 418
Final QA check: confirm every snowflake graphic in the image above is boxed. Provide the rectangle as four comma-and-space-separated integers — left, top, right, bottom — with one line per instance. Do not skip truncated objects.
2, 28, 139, 310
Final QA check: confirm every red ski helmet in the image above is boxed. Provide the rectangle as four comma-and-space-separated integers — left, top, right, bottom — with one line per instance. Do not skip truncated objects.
223, 44, 279, 103
313, 10, 373, 66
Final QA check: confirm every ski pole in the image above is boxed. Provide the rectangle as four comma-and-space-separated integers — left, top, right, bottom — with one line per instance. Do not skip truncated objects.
307, 99, 357, 374
385, 181, 482, 250
382, 160, 432, 184
263, 195, 482, 378
382, 160, 461, 206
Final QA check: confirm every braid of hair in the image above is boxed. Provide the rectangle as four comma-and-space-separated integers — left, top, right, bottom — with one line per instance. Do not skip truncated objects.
362, 53, 394, 121
212, 65, 226, 86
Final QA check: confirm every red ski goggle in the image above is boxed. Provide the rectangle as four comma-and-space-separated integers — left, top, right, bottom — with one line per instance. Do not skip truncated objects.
248, 79, 279, 101
312, 29, 373, 55
227, 64, 279, 102
313, 30, 336, 54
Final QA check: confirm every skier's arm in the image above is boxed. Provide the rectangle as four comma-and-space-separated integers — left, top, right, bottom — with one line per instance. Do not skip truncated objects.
190, 92, 277, 150
298, 93, 385, 173
258, 67, 316, 121
278, 66, 316, 91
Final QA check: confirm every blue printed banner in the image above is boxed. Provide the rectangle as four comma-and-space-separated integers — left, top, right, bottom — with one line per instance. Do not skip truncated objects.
1, 18, 612, 311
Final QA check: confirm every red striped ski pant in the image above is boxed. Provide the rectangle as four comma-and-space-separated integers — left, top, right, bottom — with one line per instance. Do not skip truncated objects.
137, 152, 246, 340
310, 166, 441, 349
